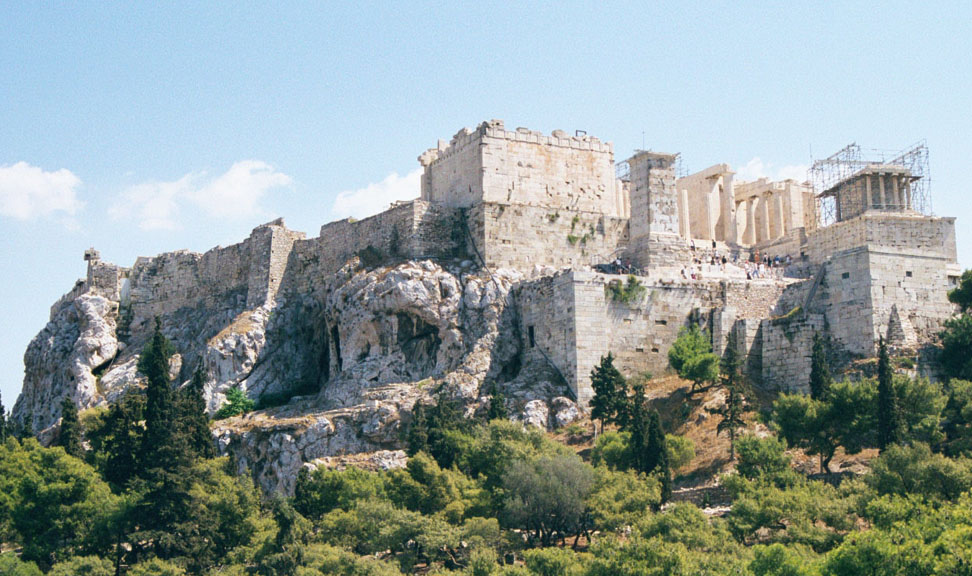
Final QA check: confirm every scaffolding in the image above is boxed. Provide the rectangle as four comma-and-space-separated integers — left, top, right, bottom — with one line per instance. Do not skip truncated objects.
811, 141, 931, 227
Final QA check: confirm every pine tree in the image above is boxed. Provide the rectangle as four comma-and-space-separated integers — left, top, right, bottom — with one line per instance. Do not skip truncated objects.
179, 365, 216, 459
712, 332, 748, 461
877, 336, 902, 450
486, 384, 508, 421
590, 352, 628, 429
809, 332, 832, 400
57, 395, 82, 457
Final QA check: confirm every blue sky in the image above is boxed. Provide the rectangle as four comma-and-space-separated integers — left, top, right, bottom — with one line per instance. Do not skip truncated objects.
2, 2, 971, 406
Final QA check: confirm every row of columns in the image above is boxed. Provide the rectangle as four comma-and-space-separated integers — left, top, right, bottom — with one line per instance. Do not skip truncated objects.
735, 194, 787, 245
863, 173, 912, 211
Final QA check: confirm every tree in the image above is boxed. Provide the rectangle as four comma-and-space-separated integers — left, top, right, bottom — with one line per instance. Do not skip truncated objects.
877, 337, 902, 450
406, 401, 429, 456
5, 440, 120, 567
502, 454, 594, 547
100, 395, 145, 488
940, 314, 972, 380
645, 411, 672, 501
712, 333, 748, 461
948, 269, 972, 313
668, 326, 720, 393
0, 392, 8, 444
589, 353, 628, 429
486, 383, 508, 421
943, 379, 972, 456
57, 395, 82, 458
773, 380, 876, 474
809, 333, 832, 400
178, 366, 215, 459
257, 496, 310, 576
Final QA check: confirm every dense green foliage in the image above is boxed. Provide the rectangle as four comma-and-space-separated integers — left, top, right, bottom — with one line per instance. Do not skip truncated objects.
8, 311, 972, 574
56, 395, 82, 457
214, 387, 256, 420
668, 325, 719, 392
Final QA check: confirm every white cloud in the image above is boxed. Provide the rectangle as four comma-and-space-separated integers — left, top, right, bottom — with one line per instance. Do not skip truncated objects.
108, 174, 193, 231
190, 161, 292, 219
735, 157, 809, 183
110, 161, 291, 230
0, 161, 82, 220
332, 168, 422, 220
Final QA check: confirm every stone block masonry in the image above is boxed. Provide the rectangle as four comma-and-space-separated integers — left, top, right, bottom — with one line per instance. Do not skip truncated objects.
421, 120, 626, 218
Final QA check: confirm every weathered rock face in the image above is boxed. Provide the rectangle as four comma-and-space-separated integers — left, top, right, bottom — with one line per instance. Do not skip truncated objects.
15, 294, 119, 436
15, 257, 576, 493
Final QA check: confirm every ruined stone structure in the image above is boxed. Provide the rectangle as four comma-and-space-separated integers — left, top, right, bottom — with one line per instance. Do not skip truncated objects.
14, 120, 962, 491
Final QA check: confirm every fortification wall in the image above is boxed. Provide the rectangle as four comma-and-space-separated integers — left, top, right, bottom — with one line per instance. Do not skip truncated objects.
516, 272, 578, 394
467, 202, 628, 271
420, 120, 622, 217
419, 126, 484, 207
520, 268, 795, 404
760, 313, 826, 392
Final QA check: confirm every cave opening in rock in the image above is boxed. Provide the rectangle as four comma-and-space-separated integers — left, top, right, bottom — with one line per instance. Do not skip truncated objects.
331, 324, 343, 373
396, 312, 441, 379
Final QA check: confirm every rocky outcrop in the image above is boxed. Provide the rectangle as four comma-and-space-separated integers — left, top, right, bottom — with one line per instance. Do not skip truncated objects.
15, 294, 119, 436
16, 256, 577, 493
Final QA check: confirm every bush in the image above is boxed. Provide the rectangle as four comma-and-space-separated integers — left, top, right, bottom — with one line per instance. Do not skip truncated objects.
127, 558, 187, 576
667, 434, 696, 470
215, 387, 256, 420
0, 554, 42, 576
605, 275, 646, 304
49, 555, 114, 576
866, 442, 972, 501
735, 435, 796, 486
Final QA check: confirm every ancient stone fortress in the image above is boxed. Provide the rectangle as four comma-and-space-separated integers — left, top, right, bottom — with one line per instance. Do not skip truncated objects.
13, 120, 960, 489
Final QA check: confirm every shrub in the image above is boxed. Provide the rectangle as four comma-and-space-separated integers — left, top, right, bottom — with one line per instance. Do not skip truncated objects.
215, 387, 256, 420
667, 434, 696, 471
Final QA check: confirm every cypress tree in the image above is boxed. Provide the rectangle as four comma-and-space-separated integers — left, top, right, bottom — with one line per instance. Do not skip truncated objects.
406, 402, 429, 456
590, 352, 628, 428
179, 365, 216, 459
103, 395, 145, 488
486, 384, 508, 421
809, 332, 832, 400
57, 395, 82, 457
627, 381, 649, 472
877, 336, 901, 450
645, 410, 672, 502
134, 319, 195, 559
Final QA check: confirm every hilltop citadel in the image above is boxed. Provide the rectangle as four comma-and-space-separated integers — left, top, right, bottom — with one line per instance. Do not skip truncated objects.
14, 120, 961, 478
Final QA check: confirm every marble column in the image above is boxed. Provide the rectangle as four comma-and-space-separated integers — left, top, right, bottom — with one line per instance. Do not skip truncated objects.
746, 198, 757, 244
775, 193, 786, 239
761, 195, 771, 243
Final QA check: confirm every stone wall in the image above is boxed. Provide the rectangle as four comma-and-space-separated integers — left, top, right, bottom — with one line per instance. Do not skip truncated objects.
420, 120, 624, 217
517, 268, 795, 404
760, 313, 825, 392
467, 202, 628, 271
315, 200, 464, 275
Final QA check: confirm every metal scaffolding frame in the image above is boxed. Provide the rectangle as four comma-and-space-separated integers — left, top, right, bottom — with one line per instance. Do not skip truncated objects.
811, 141, 931, 227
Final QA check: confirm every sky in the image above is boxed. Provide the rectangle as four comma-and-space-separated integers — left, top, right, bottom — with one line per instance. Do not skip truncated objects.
2, 1, 971, 407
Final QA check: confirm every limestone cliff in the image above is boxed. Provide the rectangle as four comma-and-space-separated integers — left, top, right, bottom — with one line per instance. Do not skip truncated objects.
14, 234, 578, 491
